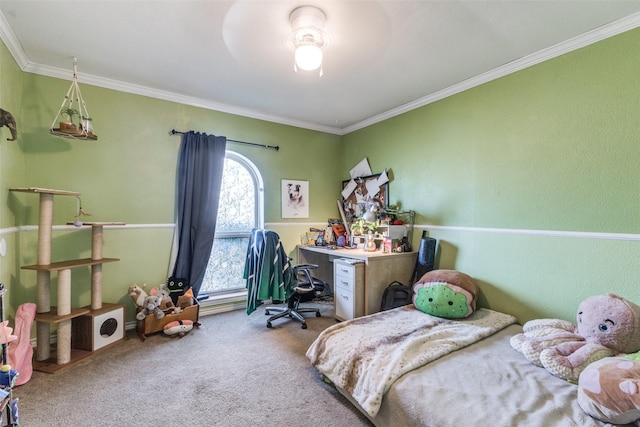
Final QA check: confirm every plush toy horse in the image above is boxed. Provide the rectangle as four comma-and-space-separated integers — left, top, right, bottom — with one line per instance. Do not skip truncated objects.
511, 294, 640, 382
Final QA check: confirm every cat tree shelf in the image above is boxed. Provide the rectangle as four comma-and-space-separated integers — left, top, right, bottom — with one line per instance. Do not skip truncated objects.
34, 307, 91, 323
10, 188, 124, 373
9, 187, 80, 196
22, 257, 119, 271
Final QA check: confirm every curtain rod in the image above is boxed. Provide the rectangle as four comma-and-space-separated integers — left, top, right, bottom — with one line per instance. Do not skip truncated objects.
170, 129, 279, 151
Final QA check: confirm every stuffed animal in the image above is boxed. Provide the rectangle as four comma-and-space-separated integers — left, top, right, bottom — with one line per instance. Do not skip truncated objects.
8, 303, 35, 386
177, 287, 194, 309
578, 354, 640, 424
135, 295, 165, 320
128, 284, 148, 308
0, 365, 18, 388
149, 284, 175, 312
163, 320, 194, 337
511, 294, 640, 382
0, 320, 17, 346
412, 269, 478, 319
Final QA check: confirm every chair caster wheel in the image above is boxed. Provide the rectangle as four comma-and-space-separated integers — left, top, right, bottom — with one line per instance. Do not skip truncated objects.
301, 323, 307, 329
267, 322, 273, 328
265, 311, 271, 315
315, 312, 321, 317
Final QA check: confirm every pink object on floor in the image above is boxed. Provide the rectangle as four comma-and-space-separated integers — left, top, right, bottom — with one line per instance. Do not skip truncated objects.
8, 303, 36, 386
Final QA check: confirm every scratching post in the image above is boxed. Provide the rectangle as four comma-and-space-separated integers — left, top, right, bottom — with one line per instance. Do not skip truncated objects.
57, 269, 71, 315
56, 268, 72, 364
91, 225, 103, 310
56, 321, 72, 364
37, 192, 53, 361
37, 192, 53, 265
91, 265, 102, 310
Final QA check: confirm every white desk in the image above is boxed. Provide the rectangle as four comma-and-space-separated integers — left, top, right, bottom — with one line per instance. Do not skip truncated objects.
297, 245, 418, 316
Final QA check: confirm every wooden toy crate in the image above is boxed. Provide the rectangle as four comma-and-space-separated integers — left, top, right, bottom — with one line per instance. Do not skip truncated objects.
136, 298, 199, 340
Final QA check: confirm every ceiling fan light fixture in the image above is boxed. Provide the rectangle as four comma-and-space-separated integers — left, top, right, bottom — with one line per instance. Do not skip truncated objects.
295, 44, 323, 71
288, 6, 329, 76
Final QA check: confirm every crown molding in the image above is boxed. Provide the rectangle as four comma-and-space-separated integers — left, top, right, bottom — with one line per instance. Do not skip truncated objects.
0, 9, 29, 67
19, 62, 344, 136
341, 11, 640, 135
2, 10, 640, 137
0, 11, 342, 136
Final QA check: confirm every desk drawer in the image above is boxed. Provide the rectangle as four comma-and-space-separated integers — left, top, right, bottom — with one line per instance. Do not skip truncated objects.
334, 274, 355, 292
334, 262, 355, 280
335, 288, 354, 321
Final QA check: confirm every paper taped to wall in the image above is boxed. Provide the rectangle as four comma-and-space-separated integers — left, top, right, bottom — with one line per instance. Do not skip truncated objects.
342, 179, 357, 199
350, 157, 372, 178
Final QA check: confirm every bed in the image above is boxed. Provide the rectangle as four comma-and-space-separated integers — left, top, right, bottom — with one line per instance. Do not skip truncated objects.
306, 305, 630, 427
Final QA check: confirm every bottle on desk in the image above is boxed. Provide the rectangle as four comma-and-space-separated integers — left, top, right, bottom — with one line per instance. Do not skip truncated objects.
365, 231, 376, 252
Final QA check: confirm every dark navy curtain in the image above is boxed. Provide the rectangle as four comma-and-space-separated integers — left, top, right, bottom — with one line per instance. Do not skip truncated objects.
171, 131, 227, 297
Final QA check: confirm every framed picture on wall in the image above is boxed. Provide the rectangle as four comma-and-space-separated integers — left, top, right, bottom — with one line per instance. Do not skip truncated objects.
341, 173, 389, 222
281, 179, 309, 218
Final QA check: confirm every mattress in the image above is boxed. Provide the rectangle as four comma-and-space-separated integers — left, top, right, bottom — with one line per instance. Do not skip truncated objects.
336, 324, 629, 427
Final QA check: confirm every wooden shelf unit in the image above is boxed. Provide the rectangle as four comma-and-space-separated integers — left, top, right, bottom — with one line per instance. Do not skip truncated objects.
10, 188, 124, 373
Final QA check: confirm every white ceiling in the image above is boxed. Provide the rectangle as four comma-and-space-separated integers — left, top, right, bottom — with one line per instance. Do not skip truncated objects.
1, 1, 640, 135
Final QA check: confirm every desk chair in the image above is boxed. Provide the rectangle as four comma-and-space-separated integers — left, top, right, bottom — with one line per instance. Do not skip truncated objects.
244, 229, 327, 329
265, 263, 326, 329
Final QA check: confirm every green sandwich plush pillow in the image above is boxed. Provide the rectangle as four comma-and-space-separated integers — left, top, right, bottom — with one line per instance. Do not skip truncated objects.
412, 269, 478, 319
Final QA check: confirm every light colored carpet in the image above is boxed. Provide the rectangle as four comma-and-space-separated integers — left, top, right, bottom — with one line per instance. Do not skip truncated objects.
14, 302, 373, 426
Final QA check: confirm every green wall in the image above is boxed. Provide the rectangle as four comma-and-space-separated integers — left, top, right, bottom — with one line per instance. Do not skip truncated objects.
0, 39, 26, 315
0, 40, 342, 322
342, 28, 640, 323
2, 27, 640, 327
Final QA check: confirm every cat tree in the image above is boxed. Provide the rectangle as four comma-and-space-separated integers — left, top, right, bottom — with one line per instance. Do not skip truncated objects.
10, 187, 123, 373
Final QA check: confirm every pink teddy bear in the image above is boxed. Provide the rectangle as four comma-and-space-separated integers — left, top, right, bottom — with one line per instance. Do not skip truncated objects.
510, 294, 640, 382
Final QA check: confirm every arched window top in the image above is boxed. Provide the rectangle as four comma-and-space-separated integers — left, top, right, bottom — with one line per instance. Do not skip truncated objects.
216, 151, 264, 233
226, 151, 263, 194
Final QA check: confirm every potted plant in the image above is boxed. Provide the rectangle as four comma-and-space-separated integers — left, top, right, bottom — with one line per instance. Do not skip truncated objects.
350, 217, 378, 236
59, 107, 78, 131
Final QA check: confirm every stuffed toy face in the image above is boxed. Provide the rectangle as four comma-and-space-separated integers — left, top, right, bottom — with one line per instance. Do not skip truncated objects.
413, 283, 474, 318
143, 295, 162, 312
578, 356, 640, 424
412, 270, 478, 319
135, 295, 165, 320
576, 294, 640, 354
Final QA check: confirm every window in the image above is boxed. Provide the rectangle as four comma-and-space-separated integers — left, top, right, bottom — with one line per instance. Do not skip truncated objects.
200, 151, 263, 295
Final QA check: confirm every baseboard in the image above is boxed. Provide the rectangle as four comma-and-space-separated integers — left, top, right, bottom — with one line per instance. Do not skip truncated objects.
30, 297, 247, 346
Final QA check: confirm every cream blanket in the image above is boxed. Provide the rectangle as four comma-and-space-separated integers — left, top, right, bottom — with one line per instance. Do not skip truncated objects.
306, 305, 517, 417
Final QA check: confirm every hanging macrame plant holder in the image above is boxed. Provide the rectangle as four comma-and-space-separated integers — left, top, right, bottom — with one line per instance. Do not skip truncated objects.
49, 58, 98, 141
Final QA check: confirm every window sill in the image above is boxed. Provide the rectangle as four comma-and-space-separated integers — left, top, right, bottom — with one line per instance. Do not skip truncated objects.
199, 290, 247, 317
